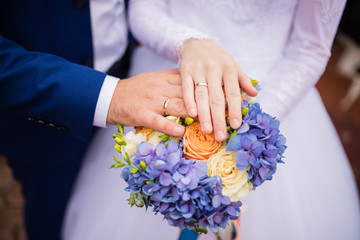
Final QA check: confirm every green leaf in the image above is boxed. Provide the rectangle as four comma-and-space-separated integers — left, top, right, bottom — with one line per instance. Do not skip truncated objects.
117, 124, 124, 135
158, 134, 170, 141
124, 152, 131, 165
229, 129, 237, 140
197, 227, 208, 234
109, 163, 126, 169
113, 155, 123, 164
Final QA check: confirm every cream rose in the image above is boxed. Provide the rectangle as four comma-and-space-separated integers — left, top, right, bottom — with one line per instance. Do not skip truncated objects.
121, 131, 147, 158
207, 147, 253, 201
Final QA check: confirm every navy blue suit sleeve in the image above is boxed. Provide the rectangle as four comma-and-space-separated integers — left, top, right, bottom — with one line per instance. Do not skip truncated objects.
0, 35, 107, 141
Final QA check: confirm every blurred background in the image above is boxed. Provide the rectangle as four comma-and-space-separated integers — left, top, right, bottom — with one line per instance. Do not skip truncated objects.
0, 1, 360, 239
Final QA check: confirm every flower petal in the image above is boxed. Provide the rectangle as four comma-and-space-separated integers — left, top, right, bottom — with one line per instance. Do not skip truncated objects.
235, 150, 250, 170
212, 195, 222, 208
137, 142, 154, 156
155, 144, 167, 156
237, 122, 249, 134
166, 140, 178, 153
226, 135, 242, 151
159, 173, 172, 186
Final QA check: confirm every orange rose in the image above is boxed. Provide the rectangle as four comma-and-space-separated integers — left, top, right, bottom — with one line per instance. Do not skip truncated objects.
183, 122, 222, 161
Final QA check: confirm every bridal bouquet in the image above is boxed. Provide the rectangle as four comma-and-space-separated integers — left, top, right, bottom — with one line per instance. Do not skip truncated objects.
110, 81, 286, 236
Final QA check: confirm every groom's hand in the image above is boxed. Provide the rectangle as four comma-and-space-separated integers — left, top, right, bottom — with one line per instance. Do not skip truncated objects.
107, 69, 189, 136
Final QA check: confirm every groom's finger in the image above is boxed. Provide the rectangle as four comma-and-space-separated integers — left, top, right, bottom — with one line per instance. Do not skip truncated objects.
164, 98, 188, 118
145, 113, 185, 136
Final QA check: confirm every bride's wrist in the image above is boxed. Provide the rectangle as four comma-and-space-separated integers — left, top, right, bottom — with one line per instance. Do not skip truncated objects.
178, 38, 213, 58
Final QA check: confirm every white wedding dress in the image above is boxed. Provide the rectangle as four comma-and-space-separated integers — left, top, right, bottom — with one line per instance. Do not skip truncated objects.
62, 0, 360, 239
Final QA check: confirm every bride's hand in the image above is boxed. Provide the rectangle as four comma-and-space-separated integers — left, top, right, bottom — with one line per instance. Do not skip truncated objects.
179, 39, 257, 141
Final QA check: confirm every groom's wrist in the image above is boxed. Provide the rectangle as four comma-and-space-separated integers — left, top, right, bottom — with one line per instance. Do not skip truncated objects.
93, 75, 120, 127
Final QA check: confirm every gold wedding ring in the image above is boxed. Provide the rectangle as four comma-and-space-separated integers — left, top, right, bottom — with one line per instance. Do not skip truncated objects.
163, 98, 171, 116
196, 82, 208, 87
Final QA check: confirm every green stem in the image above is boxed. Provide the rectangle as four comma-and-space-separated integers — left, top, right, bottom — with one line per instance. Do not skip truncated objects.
216, 231, 222, 240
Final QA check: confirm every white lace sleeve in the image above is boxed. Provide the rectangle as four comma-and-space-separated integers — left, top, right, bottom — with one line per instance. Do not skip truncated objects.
258, 0, 346, 120
128, 0, 211, 63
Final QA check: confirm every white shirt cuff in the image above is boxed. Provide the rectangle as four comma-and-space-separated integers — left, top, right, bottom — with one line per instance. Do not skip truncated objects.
93, 75, 119, 127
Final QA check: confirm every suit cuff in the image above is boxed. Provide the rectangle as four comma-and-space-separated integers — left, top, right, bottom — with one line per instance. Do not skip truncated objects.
93, 75, 119, 127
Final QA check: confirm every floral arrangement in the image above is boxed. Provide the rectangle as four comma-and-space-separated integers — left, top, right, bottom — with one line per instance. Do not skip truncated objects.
110, 81, 286, 238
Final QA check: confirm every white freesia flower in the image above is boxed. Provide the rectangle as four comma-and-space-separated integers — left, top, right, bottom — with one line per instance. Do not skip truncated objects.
148, 130, 179, 147
147, 131, 164, 147
121, 131, 147, 158
146, 116, 181, 147
166, 115, 181, 124
207, 147, 253, 201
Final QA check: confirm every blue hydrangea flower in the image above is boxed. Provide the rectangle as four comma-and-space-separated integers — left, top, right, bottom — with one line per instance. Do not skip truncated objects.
227, 101, 287, 188
120, 140, 241, 233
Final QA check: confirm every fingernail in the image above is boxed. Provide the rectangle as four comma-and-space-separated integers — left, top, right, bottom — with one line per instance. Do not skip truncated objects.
215, 131, 225, 141
231, 119, 240, 128
189, 108, 197, 117
173, 126, 184, 136
202, 122, 211, 132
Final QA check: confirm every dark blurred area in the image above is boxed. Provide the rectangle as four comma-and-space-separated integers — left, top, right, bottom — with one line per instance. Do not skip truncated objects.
339, 0, 360, 44
0, 1, 360, 239
316, 0, 360, 192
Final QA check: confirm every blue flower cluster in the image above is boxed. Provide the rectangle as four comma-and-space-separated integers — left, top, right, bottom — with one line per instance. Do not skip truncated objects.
227, 102, 287, 188
121, 140, 241, 233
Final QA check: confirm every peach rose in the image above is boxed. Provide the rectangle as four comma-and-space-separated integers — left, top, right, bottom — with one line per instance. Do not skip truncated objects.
183, 122, 222, 161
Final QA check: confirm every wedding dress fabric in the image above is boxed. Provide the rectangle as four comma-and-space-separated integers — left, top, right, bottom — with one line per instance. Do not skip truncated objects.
63, 0, 360, 239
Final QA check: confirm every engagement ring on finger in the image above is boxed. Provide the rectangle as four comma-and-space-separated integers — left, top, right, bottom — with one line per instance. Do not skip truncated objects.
163, 98, 171, 116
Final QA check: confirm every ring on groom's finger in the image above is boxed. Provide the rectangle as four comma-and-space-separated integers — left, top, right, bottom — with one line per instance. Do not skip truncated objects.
196, 82, 208, 87
163, 98, 171, 116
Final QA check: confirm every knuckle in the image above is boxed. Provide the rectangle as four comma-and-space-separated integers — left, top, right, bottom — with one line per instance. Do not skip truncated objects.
226, 89, 241, 99
181, 63, 192, 73
223, 62, 236, 71
148, 115, 159, 127
205, 61, 218, 70
172, 100, 185, 116
210, 95, 225, 106
195, 90, 208, 100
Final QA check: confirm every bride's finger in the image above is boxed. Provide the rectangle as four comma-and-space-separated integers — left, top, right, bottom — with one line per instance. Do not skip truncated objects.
181, 73, 197, 117
224, 69, 242, 130
208, 72, 227, 141
194, 75, 212, 134
237, 67, 258, 97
